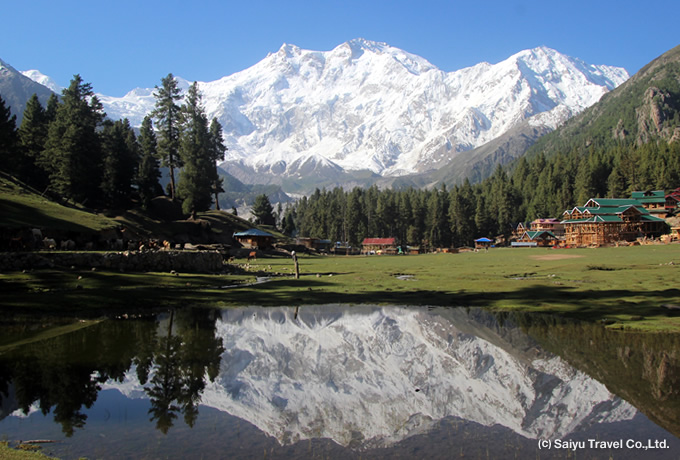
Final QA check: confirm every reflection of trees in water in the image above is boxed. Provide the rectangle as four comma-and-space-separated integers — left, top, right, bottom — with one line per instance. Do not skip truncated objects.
0, 308, 223, 436
143, 309, 225, 433
494, 310, 680, 437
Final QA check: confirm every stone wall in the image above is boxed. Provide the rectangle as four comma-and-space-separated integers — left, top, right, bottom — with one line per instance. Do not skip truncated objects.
0, 250, 225, 273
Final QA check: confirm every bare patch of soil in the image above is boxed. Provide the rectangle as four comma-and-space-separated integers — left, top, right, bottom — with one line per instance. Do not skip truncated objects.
530, 253, 585, 261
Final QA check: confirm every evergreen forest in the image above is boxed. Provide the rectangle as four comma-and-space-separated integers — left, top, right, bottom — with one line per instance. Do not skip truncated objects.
0, 73, 226, 218
285, 47, 680, 247
2, 44, 680, 248
284, 138, 680, 248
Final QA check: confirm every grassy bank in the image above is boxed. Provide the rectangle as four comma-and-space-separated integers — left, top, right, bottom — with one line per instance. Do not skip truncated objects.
0, 442, 57, 460
2, 245, 680, 332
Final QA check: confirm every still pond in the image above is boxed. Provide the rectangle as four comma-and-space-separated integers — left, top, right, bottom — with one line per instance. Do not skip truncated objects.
1, 305, 679, 459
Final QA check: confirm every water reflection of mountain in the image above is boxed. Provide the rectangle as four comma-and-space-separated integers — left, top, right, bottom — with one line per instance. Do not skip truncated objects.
501, 311, 680, 437
2, 305, 679, 453
178, 306, 635, 448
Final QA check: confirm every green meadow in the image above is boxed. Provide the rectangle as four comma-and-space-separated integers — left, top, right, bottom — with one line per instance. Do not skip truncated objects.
2, 245, 680, 332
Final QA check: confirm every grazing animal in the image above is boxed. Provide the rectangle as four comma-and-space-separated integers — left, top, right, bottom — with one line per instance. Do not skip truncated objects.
31, 228, 43, 244
60, 239, 76, 250
43, 238, 56, 250
248, 251, 257, 262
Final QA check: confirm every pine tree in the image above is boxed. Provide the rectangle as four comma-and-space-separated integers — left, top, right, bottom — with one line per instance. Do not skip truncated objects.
17, 94, 49, 188
0, 94, 19, 177
282, 207, 296, 235
100, 119, 139, 208
152, 73, 183, 201
207, 118, 227, 210
252, 194, 276, 226
136, 115, 162, 210
44, 93, 59, 124
177, 82, 212, 218
43, 75, 105, 203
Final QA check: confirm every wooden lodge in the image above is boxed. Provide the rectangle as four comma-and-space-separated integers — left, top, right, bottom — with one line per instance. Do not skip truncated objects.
561, 198, 667, 246
631, 190, 667, 215
233, 228, 275, 249
666, 187, 680, 213
511, 230, 558, 247
361, 237, 398, 254
511, 219, 563, 247
530, 218, 564, 237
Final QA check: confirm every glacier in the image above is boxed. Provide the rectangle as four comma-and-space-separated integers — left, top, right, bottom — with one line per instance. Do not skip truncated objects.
22, 39, 629, 182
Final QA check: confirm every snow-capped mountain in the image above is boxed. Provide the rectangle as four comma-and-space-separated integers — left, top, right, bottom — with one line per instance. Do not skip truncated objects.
19, 39, 629, 188
0, 59, 54, 123
106, 306, 635, 448
20, 69, 63, 93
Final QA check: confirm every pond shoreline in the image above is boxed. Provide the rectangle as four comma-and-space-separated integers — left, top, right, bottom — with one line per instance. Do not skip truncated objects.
1, 246, 680, 332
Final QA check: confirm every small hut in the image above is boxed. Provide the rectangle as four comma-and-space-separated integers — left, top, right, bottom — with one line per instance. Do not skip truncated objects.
233, 229, 274, 249
474, 237, 494, 250
361, 237, 398, 254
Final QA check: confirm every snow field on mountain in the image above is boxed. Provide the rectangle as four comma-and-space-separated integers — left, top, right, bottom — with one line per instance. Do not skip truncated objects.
22, 40, 628, 180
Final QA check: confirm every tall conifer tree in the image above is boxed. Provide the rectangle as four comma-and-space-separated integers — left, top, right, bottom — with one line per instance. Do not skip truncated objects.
17, 94, 49, 187
152, 73, 183, 201
42, 75, 105, 203
178, 82, 212, 219
136, 115, 162, 209
100, 119, 139, 208
208, 118, 226, 210
0, 94, 19, 177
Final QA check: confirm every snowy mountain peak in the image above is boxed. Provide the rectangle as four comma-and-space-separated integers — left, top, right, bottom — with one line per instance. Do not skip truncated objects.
20, 70, 63, 93
19, 40, 629, 189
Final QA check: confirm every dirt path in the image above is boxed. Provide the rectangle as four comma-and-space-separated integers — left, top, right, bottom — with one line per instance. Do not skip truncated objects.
530, 253, 585, 261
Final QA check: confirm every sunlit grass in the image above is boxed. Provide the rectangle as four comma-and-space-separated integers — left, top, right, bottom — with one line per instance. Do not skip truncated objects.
2, 245, 680, 332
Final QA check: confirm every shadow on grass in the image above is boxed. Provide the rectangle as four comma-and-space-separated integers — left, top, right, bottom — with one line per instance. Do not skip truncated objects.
4, 270, 680, 328
220, 279, 680, 325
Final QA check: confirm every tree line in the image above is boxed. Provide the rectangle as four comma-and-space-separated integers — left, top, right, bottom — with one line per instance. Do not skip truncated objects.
2, 72, 679, 244
285, 140, 680, 248
0, 73, 226, 217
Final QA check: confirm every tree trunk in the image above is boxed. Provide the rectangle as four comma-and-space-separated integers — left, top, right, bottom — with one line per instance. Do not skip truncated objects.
169, 165, 176, 201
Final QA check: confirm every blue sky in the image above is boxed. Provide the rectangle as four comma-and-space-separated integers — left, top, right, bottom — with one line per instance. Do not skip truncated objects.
3, 0, 679, 96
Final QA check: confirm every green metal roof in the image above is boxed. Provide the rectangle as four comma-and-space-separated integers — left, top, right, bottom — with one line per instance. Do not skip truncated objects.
632, 190, 665, 199
524, 230, 557, 240
584, 198, 644, 208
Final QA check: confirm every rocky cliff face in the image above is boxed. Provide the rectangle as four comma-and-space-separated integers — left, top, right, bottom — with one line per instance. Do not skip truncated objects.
636, 86, 680, 144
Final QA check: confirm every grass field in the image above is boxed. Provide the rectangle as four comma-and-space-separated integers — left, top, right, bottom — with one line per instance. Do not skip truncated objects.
2, 245, 680, 332
0, 175, 119, 233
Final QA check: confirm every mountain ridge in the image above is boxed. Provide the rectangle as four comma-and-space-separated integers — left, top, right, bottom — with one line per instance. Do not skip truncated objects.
9, 39, 629, 193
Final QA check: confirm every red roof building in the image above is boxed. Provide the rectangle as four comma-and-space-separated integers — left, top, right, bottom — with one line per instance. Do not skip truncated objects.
361, 238, 398, 254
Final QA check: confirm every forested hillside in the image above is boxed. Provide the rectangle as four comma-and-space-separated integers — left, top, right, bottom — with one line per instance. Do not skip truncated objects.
0, 74, 226, 220
288, 46, 680, 247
